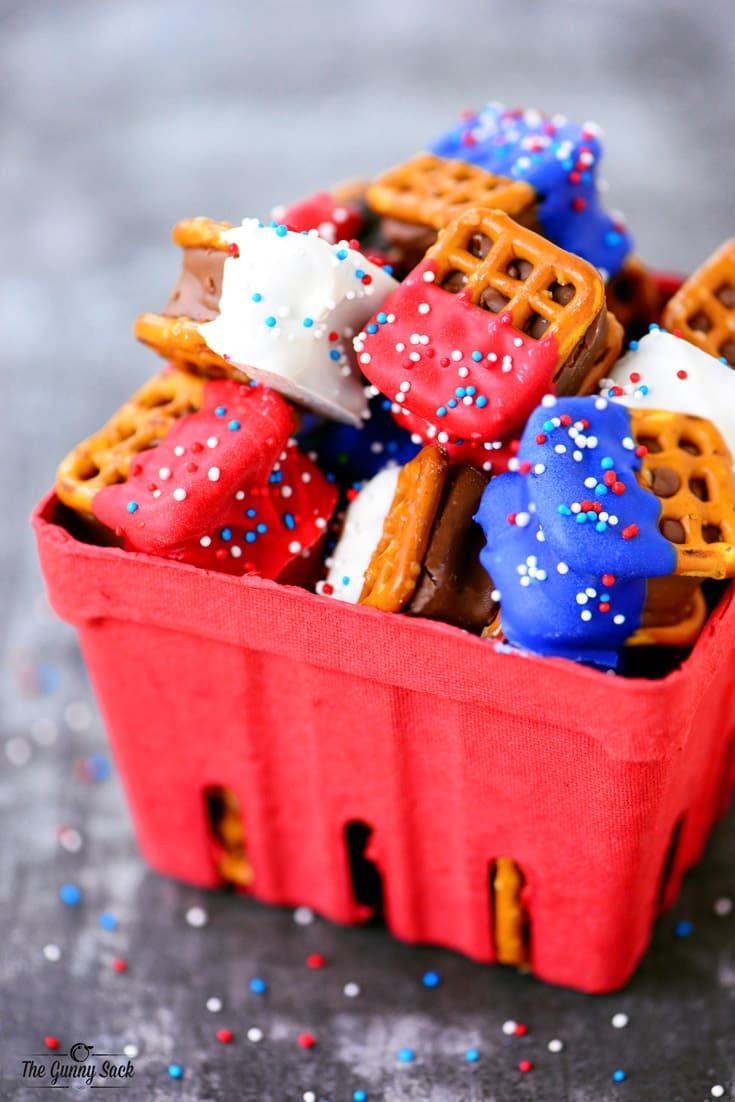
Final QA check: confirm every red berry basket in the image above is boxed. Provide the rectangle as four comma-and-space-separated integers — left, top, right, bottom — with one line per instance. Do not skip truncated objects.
32, 484, 735, 993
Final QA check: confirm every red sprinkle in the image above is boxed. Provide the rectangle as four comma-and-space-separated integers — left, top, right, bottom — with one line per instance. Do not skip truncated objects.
112, 958, 128, 973
622, 524, 639, 540
507, 513, 517, 525
569, 172, 581, 184
328, 331, 339, 342
611, 481, 626, 495
518, 461, 532, 474
634, 445, 648, 457
677, 369, 688, 379
306, 953, 326, 970
536, 434, 547, 444
297, 1033, 316, 1049
518, 1060, 533, 1073
227, 243, 240, 258
361, 274, 373, 286
601, 573, 616, 587
321, 582, 334, 596
513, 1023, 528, 1037
45, 1037, 60, 1051
629, 372, 641, 384
216, 1029, 233, 1044
560, 414, 572, 426
598, 602, 611, 613
572, 197, 587, 212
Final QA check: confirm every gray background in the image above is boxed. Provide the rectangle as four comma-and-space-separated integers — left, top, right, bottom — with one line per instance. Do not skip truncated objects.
2, 1, 735, 1099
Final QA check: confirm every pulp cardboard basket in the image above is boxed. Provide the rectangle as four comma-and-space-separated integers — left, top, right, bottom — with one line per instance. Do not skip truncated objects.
33, 491, 735, 992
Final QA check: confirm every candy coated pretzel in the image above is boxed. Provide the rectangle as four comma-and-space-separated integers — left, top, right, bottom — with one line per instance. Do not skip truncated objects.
427, 208, 605, 366
630, 408, 735, 578
56, 367, 205, 516
662, 239, 735, 366
366, 153, 536, 230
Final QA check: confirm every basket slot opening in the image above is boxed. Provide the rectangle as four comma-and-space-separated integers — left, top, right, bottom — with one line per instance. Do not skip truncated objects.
489, 856, 529, 967
656, 815, 685, 914
344, 819, 383, 917
204, 785, 253, 890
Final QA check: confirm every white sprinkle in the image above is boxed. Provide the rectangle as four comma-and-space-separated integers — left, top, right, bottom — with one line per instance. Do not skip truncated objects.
288, 541, 302, 554
153, 489, 161, 498
451, 350, 462, 362
418, 303, 430, 315
303, 1093, 317, 1102
6, 737, 31, 766
557, 562, 569, 575
174, 445, 185, 457
301, 471, 312, 483
123, 1044, 139, 1058
584, 477, 597, 488
186, 906, 209, 928
502, 1020, 517, 1035
580, 610, 592, 621
711, 1087, 725, 1099
200, 536, 212, 548
207, 436, 219, 448
58, 827, 83, 853
30, 717, 58, 746
173, 488, 187, 501
343, 982, 361, 997
714, 897, 733, 916
281, 485, 293, 498
585, 587, 597, 598
395, 342, 405, 352
534, 463, 546, 475
360, 353, 371, 365
207, 467, 221, 482
520, 575, 531, 587
387, 314, 395, 323
595, 397, 609, 410
64, 700, 93, 732
513, 337, 523, 347
622, 436, 635, 450
491, 589, 501, 602
247, 1027, 264, 1043
554, 444, 567, 454
437, 432, 449, 444
541, 394, 557, 407
487, 352, 497, 362
613, 614, 626, 625
409, 333, 421, 345
547, 1039, 564, 1053
293, 906, 315, 926
399, 381, 411, 393
458, 366, 469, 378
611, 1013, 629, 1029
572, 450, 583, 462
43, 943, 61, 962
422, 270, 436, 282
409, 352, 421, 363
158, 467, 171, 480
206, 997, 223, 1013
235, 490, 245, 501
230, 546, 242, 559
576, 594, 588, 605
515, 512, 531, 528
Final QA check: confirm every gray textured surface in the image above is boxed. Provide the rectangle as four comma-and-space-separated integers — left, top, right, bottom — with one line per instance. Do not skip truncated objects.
3, 2, 735, 1099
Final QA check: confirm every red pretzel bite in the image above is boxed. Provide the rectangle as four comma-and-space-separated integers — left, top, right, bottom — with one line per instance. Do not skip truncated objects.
270, 190, 365, 244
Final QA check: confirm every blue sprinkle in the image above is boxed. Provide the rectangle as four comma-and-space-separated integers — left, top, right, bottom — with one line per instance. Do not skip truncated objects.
269, 470, 283, 483
674, 919, 693, 938
476, 396, 488, 409
342, 576, 350, 587
561, 158, 573, 171
256, 523, 268, 534
168, 1064, 184, 1080
471, 350, 483, 362
436, 406, 447, 417
639, 385, 649, 396
366, 323, 378, 334
448, 399, 457, 409
612, 1069, 626, 1083
85, 754, 110, 781
576, 513, 587, 524
586, 510, 597, 521
465, 1048, 480, 1063
383, 264, 394, 276
98, 912, 118, 930
596, 483, 608, 495
267, 220, 277, 228
336, 248, 348, 260
329, 350, 341, 361
455, 387, 466, 398
543, 419, 556, 432
303, 317, 314, 328
605, 230, 623, 247
214, 406, 226, 417
557, 504, 572, 516
376, 312, 388, 325
60, 883, 82, 906
283, 513, 296, 530
245, 532, 256, 544
595, 521, 608, 532
355, 269, 365, 279
246, 508, 256, 518
220, 528, 232, 541
649, 323, 661, 331
466, 386, 476, 396
251, 292, 262, 302
264, 316, 277, 328
126, 502, 138, 514
228, 420, 241, 431
353, 1092, 367, 1102
422, 971, 441, 988
275, 224, 287, 237
397, 1048, 415, 1063
249, 977, 267, 994
600, 593, 610, 602
600, 457, 615, 470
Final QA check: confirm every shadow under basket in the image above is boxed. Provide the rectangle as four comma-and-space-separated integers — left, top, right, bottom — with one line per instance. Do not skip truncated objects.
33, 491, 735, 993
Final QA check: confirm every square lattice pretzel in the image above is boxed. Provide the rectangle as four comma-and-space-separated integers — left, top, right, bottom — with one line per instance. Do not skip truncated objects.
427, 208, 605, 366
662, 239, 735, 367
630, 407, 735, 578
366, 153, 536, 231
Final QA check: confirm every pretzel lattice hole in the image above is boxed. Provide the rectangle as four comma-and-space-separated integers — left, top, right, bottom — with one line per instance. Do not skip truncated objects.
688, 311, 712, 333
715, 282, 735, 307
442, 270, 469, 293
548, 280, 576, 305
689, 477, 709, 502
